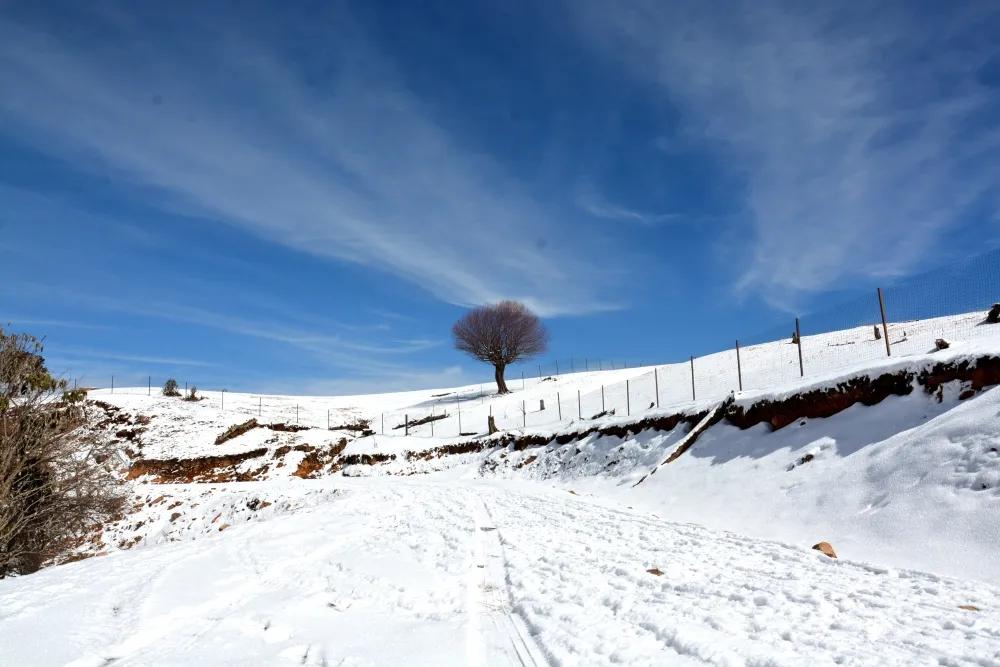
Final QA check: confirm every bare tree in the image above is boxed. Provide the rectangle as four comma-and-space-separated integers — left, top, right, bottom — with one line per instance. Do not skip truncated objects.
452, 301, 548, 394
0, 328, 123, 577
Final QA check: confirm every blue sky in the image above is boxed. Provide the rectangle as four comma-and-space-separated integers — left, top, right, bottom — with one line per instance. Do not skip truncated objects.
2, 1, 999, 394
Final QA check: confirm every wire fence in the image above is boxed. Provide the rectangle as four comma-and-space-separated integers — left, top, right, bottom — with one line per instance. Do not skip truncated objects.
78, 249, 1000, 440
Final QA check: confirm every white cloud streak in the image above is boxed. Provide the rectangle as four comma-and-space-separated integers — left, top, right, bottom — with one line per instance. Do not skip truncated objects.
0, 12, 616, 316
569, 1, 1000, 300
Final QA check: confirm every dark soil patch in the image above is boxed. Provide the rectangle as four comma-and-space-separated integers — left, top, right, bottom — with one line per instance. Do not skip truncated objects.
126, 448, 269, 483
266, 422, 311, 433
393, 413, 449, 430
215, 418, 260, 445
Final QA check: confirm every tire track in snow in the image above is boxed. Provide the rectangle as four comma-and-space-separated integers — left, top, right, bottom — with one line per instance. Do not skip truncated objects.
467, 492, 548, 667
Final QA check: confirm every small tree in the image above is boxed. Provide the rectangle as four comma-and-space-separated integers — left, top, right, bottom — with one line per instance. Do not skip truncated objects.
162, 378, 180, 397
183, 385, 199, 402
452, 300, 548, 394
0, 328, 123, 577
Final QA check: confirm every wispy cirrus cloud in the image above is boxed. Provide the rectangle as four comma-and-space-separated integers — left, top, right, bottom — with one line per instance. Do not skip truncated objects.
0, 10, 617, 317
568, 1, 1000, 300
575, 186, 681, 226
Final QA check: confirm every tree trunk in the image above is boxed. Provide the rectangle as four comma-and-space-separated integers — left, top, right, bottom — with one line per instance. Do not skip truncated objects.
494, 364, 509, 394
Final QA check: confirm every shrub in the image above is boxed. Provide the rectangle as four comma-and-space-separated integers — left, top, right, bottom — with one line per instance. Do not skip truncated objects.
0, 328, 123, 577
162, 378, 181, 397
183, 385, 199, 402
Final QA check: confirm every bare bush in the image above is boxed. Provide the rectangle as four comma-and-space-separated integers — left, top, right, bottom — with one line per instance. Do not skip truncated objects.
183, 385, 199, 401
162, 378, 181, 397
452, 300, 548, 394
0, 328, 123, 577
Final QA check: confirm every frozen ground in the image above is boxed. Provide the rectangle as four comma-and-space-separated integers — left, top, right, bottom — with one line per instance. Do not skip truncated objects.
1, 479, 997, 667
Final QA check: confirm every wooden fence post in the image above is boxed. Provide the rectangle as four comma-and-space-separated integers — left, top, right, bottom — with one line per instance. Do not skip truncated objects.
601, 385, 605, 412
654, 368, 659, 408
735, 340, 743, 391
405, 414, 409, 436
877, 288, 891, 357
557, 392, 562, 420
795, 317, 804, 377
577, 390, 581, 419
690, 356, 696, 400
626, 379, 631, 416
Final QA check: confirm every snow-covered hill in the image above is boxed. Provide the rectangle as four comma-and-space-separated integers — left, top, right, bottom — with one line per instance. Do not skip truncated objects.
3, 311, 1000, 665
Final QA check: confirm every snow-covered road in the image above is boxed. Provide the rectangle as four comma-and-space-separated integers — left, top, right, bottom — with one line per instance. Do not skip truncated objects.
1, 479, 997, 666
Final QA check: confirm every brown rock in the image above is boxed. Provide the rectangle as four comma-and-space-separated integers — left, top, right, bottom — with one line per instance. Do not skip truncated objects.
812, 541, 837, 559
958, 604, 980, 611
934, 338, 950, 350
646, 568, 664, 576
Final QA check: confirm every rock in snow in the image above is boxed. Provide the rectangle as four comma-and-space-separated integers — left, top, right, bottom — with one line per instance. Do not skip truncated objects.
812, 541, 838, 559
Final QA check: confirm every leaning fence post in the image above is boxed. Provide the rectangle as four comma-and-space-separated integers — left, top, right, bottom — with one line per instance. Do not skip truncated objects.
689, 356, 696, 400
654, 368, 660, 408
430, 407, 434, 437
557, 392, 562, 420
795, 317, 804, 377
877, 287, 891, 357
735, 339, 743, 391
626, 379, 631, 415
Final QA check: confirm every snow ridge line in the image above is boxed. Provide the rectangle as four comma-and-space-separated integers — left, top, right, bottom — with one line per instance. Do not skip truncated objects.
631, 396, 734, 488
